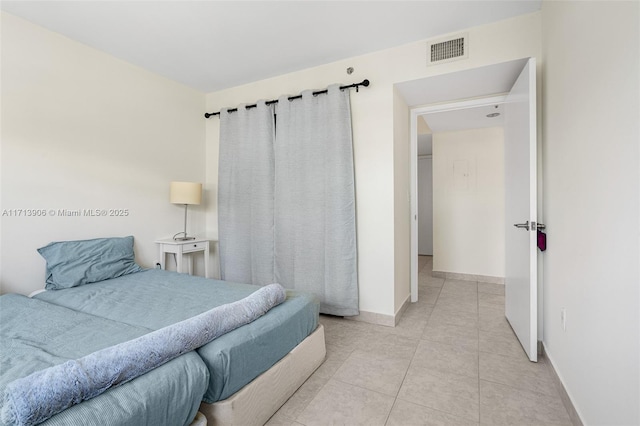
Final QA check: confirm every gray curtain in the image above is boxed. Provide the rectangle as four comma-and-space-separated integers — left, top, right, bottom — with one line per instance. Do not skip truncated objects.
274, 85, 359, 316
218, 101, 275, 285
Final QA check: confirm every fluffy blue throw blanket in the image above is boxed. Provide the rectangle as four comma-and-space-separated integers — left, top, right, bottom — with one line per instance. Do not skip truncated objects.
2, 283, 286, 426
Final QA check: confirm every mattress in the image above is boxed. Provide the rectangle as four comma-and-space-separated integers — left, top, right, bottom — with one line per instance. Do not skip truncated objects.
0, 294, 209, 426
34, 269, 320, 403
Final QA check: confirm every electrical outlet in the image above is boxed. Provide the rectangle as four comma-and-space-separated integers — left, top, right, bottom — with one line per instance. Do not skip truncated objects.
560, 308, 566, 331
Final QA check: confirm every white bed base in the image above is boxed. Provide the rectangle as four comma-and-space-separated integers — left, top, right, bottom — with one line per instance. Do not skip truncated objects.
198, 324, 326, 426
190, 412, 208, 426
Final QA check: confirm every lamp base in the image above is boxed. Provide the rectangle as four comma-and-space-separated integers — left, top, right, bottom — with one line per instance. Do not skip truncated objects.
173, 236, 195, 241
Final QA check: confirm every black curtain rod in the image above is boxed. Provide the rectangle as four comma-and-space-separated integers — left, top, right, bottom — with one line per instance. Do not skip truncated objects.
204, 79, 370, 118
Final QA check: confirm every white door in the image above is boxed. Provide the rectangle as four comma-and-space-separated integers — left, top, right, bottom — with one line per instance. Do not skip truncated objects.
504, 58, 537, 362
418, 157, 433, 255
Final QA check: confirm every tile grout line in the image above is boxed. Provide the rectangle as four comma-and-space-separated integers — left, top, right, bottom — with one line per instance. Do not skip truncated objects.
286, 340, 354, 425
387, 285, 432, 426
476, 280, 483, 425
478, 376, 567, 400
328, 376, 400, 424
415, 276, 483, 424
387, 267, 431, 426
295, 374, 332, 423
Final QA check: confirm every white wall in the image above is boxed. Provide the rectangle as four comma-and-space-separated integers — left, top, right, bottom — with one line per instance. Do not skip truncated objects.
0, 13, 207, 295
205, 12, 541, 318
541, 1, 639, 424
432, 127, 505, 278
393, 87, 411, 313
0, 11, 542, 318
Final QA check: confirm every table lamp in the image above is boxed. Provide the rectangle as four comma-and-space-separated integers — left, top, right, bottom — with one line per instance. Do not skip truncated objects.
170, 181, 202, 241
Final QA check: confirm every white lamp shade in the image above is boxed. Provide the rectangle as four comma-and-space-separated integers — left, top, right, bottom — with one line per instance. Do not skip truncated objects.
170, 182, 202, 205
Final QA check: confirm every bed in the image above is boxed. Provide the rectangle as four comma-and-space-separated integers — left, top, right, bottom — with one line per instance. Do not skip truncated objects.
32, 236, 326, 426
0, 293, 209, 426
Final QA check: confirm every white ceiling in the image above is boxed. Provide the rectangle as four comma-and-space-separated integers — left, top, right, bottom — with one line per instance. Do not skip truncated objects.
395, 58, 529, 107
417, 103, 504, 154
397, 57, 529, 146
1, 1, 541, 93
424, 103, 504, 133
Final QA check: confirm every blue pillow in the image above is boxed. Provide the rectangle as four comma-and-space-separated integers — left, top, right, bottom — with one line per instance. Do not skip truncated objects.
38, 236, 143, 290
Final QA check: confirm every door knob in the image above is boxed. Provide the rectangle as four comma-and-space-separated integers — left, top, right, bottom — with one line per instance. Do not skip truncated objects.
513, 221, 530, 231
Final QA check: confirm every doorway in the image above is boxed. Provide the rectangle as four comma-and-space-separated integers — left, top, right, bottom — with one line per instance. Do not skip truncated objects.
418, 106, 506, 276
398, 57, 540, 361
409, 94, 508, 304
417, 134, 433, 256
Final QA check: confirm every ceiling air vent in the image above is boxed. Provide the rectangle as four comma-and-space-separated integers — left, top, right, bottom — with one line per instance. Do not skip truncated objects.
427, 33, 468, 66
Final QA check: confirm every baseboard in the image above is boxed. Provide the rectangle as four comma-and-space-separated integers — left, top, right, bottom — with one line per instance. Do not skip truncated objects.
344, 309, 396, 327
394, 294, 411, 326
541, 344, 584, 426
432, 270, 504, 284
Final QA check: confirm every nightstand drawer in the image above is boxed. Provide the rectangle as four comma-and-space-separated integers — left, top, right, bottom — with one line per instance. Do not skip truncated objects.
182, 241, 208, 253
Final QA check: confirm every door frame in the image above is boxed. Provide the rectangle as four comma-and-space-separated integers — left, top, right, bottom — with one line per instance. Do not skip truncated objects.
409, 95, 507, 302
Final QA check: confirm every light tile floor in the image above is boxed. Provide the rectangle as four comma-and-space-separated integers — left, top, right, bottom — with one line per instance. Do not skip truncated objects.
266, 256, 573, 425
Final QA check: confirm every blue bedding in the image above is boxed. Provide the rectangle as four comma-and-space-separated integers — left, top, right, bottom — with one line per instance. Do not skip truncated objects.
34, 269, 319, 403
0, 294, 209, 426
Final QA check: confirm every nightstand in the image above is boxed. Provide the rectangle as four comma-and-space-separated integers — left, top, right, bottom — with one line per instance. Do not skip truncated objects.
155, 238, 210, 278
